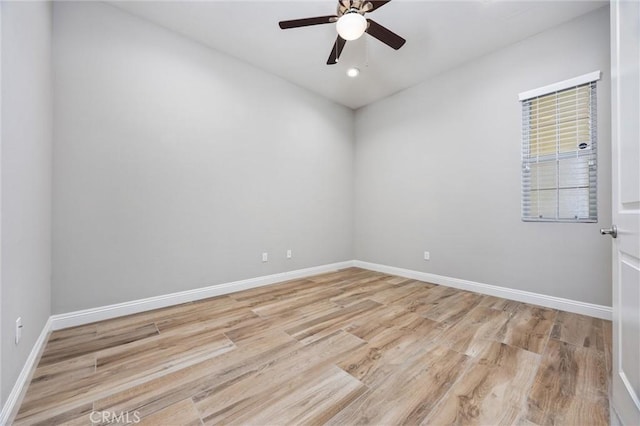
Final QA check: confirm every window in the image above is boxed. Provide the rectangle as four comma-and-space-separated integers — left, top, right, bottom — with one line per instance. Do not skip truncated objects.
519, 71, 600, 222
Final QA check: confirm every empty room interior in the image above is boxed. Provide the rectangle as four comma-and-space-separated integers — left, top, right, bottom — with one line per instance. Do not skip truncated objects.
2, 0, 640, 425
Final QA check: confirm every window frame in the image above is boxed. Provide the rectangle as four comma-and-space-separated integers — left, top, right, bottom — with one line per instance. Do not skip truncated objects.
519, 71, 600, 223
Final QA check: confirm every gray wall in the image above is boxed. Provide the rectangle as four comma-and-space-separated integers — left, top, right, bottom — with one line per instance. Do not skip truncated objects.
354, 7, 612, 306
1, 1, 53, 406
52, 2, 355, 314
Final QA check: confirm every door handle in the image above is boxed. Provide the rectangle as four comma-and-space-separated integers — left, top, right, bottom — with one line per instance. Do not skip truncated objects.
600, 225, 617, 238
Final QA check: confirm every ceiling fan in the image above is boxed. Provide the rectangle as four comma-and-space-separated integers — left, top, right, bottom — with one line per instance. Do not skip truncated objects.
278, 0, 406, 65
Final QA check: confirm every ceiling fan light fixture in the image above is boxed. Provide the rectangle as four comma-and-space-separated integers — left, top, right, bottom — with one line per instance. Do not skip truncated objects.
336, 12, 367, 41
346, 67, 360, 77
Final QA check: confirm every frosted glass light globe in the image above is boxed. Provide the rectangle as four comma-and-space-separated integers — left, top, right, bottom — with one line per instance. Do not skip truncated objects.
336, 13, 367, 41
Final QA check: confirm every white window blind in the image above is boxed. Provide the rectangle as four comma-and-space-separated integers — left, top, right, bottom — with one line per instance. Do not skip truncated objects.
521, 75, 598, 223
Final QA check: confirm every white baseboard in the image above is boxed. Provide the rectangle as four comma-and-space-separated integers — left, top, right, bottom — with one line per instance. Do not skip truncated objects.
50, 258, 611, 331
354, 260, 612, 320
0, 317, 53, 425
50, 261, 355, 330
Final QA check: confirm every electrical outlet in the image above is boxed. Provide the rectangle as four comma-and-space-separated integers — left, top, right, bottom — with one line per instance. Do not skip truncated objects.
424, 251, 430, 261
262, 252, 268, 262
15, 317, 22, 345
286, 249, 292, 259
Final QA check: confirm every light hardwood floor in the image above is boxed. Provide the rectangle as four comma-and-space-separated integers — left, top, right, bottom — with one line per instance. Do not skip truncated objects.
14, 268, 611, 425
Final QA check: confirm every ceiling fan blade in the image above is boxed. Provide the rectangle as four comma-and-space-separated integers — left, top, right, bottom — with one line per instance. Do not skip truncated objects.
279, 15, 337, 29
327, 36, 347, 65
366, 19, 406, 50
363, 1, 391, 13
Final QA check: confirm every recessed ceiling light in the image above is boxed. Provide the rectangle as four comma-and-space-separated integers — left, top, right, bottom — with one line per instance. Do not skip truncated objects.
347, 67, 360, 78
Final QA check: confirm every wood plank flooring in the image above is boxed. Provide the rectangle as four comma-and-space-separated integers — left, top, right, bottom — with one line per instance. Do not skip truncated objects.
14, 268, 611, 425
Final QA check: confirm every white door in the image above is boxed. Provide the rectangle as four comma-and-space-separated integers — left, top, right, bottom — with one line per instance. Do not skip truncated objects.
610, 1, 640, 424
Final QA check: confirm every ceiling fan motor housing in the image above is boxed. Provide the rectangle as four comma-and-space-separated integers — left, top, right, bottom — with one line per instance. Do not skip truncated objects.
337, 0, 371, 17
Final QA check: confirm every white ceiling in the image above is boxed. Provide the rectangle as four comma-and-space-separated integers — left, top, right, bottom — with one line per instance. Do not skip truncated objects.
109, 0, 607, 109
